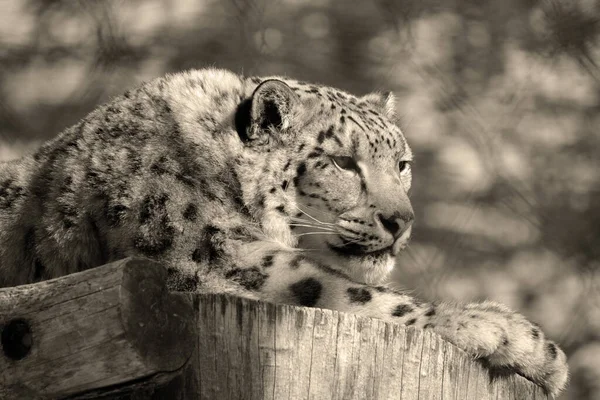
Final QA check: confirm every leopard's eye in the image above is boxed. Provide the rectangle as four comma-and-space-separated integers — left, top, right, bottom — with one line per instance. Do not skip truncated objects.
398, 160, 411, 173
331, 156, 360, 173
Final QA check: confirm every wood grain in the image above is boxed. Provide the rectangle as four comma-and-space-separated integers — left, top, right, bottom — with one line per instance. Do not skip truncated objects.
145, 293, 549, 400
0, 257, 195, 399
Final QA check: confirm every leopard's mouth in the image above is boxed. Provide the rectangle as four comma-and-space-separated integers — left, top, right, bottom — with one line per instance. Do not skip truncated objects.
327, 240, 393, 259
328, 226, 412, 258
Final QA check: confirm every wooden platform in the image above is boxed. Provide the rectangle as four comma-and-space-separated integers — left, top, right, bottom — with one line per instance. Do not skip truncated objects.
0, 258, 548, 399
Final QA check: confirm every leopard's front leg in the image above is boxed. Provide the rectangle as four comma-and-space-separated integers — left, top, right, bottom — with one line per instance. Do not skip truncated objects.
223, 242, 568, 397
417, 301, 568, 396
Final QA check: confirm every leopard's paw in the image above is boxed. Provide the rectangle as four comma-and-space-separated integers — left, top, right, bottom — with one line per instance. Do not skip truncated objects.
428, 301, 568, 397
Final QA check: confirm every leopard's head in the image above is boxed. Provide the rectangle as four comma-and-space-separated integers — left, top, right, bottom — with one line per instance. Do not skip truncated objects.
237, 78, 413, 285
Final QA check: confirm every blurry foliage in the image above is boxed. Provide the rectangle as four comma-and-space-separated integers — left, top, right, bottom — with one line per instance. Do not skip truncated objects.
1, 0, 599, 397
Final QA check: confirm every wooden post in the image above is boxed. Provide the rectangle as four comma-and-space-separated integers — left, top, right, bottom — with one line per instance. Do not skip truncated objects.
0, 258, 548, 399
147, 294, 548, 400
0, 258, 195, 399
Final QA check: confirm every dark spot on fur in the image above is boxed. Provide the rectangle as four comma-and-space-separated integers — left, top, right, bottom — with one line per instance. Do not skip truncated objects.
106, 203, 128, 227
406, 318, 417, 326
294, 162, 307, 186
423, 323, 435, 329
347, 287, 372, 304
290, 256, 304, 269
134, 223, 174, 256
225, 267, 268, 291
129, 154, 142, 173
502, 336, 510, 346
262, 255, 275, 268
546, 342, 558, 360
0, 179, 25, 209
231, 193, 251, 218
531, 327, 540, 339
61, 216, 75, 229
269, 187, 277, 193
134, 193, 175, 256
317, 130, 326, 144
425, 307, 436, 317
182, 203, 198, 221
290, 277, 322, 307
281, 180, 288, 190
275, 205, 285, 213
347, 116, 365, 132
139, 193, 169, 224
191, 248, 203, 263
190, 225, 223, 265
324, 125, 335, 139
392, 304, 414, 317
296, 162, 307, 176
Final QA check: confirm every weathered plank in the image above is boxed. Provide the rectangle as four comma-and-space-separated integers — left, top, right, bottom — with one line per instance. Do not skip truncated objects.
0, 257, 195, 399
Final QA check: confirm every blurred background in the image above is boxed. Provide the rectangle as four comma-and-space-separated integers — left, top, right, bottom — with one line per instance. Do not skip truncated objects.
0, 0, 598, 397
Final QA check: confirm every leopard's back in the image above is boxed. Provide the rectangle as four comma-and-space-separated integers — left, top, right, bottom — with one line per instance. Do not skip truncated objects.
0, 69, 258, 288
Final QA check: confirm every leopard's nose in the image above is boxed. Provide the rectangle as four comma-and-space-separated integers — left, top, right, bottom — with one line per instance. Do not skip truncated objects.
375, 211, 414, 239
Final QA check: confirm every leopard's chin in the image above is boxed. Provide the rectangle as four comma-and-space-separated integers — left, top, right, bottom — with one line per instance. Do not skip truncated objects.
320, 243, 395, 285
296, 235, 399, 284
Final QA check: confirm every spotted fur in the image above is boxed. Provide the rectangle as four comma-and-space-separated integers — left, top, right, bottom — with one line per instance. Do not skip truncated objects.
0, 69, 567, 396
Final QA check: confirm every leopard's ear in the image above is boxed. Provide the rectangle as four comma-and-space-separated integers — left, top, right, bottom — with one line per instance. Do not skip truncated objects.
235, 79, 299, 147
361, 91, 396, 119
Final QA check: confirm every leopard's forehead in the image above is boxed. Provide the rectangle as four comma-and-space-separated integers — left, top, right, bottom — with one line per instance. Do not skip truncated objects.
274, 78, 411, 162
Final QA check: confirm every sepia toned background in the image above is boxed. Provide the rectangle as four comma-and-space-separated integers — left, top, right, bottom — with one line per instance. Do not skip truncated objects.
1, 0, 599, 398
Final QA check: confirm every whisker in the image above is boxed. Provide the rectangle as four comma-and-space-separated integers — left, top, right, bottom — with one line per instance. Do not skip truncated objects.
288, 220, 336, 228
293, 207, 333, 227
294, 248, 324, 253
288, 223, 337, 232
336, 236, 363, 245
283, 200, 337, 227
289, 217, 336, 228
295, 232, 341, 237
279, 190, 338, 226
297, 204, 338, 226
